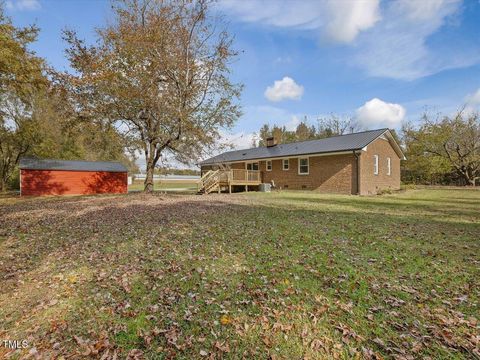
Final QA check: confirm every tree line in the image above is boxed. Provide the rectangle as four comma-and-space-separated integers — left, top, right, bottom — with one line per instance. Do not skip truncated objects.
252, 111, 479, 186
251, 115, 360, 147
1, 0, 240, 192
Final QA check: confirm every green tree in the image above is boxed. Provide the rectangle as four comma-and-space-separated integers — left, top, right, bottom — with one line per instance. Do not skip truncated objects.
258, 124, 271, 146
60, 0, 241, 192
0, 7, 45, 99
403, 110, 479, 186
35, 87, 139, 171
272, 125, 287, 144
1, 4, 138, 191
295, 119, 316, 141
255, 114, 359, 148
0, 6, 46, 191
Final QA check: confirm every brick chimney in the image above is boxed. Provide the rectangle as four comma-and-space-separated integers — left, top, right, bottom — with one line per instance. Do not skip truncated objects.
266, 137, 277, 147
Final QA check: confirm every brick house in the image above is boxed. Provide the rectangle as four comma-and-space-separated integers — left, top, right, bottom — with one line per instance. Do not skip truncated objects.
198, 128, 405, 195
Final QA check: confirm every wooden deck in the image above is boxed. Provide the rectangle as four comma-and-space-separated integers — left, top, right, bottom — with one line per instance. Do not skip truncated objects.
197, 169, 261, 194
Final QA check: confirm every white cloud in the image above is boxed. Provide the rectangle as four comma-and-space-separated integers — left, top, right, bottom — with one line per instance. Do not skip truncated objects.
324, 0, 380, 43
264, 77, 304, 102
219, 0, 379, 43
353, 0, 480, 80
464, 88, 480, 115
284, 115, 301, 131
219, 0, 323, 29
219, 0, 480, 80
356, 98, 406, 129
398, 0, 453, 21
465, 88, 480, 107
6, 0, 41, 11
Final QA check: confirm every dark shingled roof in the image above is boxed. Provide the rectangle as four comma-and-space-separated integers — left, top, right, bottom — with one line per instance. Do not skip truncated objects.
200, 128, 391, 165
19, 158, 128, 172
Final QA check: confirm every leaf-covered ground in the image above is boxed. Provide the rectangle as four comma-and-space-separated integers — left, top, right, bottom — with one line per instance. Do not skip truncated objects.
0, 189, 479, 359
128, 180, 198, 192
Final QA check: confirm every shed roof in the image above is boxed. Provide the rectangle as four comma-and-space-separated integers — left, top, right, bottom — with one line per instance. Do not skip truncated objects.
200, 128, 403, 165
19, 158, 128, 172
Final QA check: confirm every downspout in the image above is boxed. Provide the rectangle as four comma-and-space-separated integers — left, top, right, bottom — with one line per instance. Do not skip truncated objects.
353, 151, 360, 195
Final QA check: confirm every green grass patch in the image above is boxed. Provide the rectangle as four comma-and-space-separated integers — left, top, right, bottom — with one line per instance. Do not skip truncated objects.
0, 189, 478, 358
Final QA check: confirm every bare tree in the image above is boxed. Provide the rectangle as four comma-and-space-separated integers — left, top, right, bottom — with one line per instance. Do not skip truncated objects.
60, 0, 242, 191
317, 114, 359, 138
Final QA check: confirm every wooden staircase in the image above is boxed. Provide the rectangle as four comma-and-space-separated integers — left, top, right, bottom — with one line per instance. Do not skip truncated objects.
197, 170, 221, 194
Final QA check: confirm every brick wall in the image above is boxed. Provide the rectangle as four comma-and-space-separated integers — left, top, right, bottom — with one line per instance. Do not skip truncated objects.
257, 154, 357, 194
230, 163, 245, 170
359, 138, 401, 195
200, 163, 244, 173
200, 137, 402, 195
202, 154, 357, 194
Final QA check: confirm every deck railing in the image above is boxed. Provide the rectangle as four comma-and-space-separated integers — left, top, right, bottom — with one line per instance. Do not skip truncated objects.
231, 169, 261, 182
198, 169, 261, 193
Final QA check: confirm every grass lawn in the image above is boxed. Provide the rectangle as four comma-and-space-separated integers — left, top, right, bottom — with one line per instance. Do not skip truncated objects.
128, 180, 198, 192
0, 189, 479, 358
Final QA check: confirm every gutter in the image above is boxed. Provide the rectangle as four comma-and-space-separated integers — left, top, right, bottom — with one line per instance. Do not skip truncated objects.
353, 151, 360, 195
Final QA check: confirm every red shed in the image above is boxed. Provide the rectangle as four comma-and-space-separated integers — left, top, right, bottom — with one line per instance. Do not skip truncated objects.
19, 158, 128, 196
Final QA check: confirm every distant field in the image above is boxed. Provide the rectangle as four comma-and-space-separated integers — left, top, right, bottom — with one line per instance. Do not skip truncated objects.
129, 179, 198, 192
0, 189, 478, 358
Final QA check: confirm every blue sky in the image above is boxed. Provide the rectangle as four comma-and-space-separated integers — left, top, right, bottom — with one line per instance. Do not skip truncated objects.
5, 0, 480, 150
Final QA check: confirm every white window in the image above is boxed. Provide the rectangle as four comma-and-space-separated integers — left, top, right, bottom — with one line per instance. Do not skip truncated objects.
373, 155, 379, 175
246, 162, 259, 171
387, 157, 391, 176
283, 159, 289, 171
266, 160, 272, 171
298, 157, 309, 175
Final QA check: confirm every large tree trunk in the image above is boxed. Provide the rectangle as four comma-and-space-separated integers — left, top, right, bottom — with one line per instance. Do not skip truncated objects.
144, 161, 155, 192
458, 169, 476, 187
144, 141, 158, 193
0, 177, 6, 193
